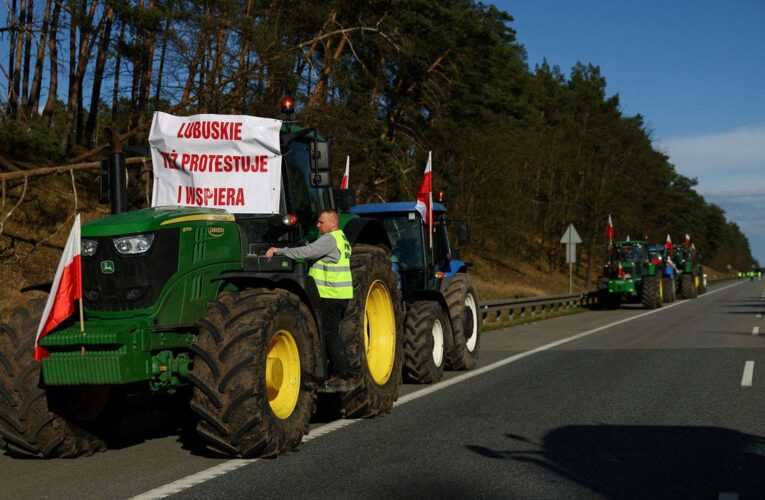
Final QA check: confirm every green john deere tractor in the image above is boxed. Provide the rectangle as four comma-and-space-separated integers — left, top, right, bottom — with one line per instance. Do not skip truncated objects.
351, 201, 479, 384
597, 240, 663, 309
674, 245, 706, 298
0, 109, 403, 458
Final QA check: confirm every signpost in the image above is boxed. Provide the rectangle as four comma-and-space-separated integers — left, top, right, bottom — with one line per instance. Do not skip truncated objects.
561, 223, 582, 293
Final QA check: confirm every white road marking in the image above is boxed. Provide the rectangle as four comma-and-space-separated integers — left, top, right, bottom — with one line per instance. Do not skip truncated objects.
753, 326, 760, 336
741, 361, 755, 387
719, 492, 739, 500
129, 280, 743, 499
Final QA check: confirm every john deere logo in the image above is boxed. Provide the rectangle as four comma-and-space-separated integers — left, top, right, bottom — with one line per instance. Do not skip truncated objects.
100, 260, 115, 274
207, 227, 225, 238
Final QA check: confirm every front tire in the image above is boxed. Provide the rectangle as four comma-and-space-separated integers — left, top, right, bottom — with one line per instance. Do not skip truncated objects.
189, 288, 318, 458
680, 273, 696, 299
0, 297, 106, 458
444, 274, 480, 370
662, 276, 675, 303
336, 244, 404, 418
403, 301, 450, 384
641, 274, 662, 310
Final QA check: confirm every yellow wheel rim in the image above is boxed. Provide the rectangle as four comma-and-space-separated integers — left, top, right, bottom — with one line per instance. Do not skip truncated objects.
694, 276, 700, 288
266, 330, 301, 420
658, 278, 664, 302
363, 280, 396, 385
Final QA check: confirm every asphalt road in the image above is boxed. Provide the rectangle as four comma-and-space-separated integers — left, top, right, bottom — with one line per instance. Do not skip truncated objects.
2, 279, 764, 499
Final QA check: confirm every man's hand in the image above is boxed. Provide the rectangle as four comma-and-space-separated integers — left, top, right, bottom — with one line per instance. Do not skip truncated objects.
265, 247, 279, 259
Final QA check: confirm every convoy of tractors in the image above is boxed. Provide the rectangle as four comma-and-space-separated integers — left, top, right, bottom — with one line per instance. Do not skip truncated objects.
0, 101, 716, 460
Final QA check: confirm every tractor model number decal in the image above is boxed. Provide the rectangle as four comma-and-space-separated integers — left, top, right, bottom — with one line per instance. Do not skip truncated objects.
207, 227, 225, 238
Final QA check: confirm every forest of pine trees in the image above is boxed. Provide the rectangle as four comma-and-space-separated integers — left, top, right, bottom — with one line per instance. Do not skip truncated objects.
0, 1, 756, 285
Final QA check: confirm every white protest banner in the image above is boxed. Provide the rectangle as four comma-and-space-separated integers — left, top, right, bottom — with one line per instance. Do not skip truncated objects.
149, 112, 283, 214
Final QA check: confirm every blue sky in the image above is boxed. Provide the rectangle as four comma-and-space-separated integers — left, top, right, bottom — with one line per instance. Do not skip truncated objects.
495, 0, 765, 265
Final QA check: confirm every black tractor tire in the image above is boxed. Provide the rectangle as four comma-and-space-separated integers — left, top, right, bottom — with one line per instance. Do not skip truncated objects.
0, 297, 107, 458
697, 274, 707, 295
334, 244, 404, 418
662, 276, 675, 303
641, 274, 662, 310
403, 301, 450, 384
680, 273, 696, 299
444, 274, 480, 370
189, 288, 319, 458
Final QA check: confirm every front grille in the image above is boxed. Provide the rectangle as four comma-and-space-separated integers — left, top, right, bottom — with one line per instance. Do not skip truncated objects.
82, 229, 180, 311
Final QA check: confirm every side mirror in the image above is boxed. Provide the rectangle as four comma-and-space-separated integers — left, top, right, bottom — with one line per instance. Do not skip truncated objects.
457, 223, 471, 245
311, 140, 331, 172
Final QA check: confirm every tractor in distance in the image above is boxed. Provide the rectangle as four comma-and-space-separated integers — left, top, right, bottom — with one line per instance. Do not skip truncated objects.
674, 243, 707, 298
350, 201, 479, 384
0, 100, 404, 459
597, 240, 663, 309
648, 244, 677, 303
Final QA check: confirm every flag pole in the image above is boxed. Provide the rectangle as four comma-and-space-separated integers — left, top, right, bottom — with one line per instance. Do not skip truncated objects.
428, 151, 433, 249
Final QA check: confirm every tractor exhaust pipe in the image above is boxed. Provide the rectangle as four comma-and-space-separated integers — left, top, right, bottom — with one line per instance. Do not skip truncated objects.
101, 128, 127, 215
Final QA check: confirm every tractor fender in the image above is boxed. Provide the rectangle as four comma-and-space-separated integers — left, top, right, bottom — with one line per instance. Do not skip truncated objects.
443, 259, 467, 277
342, 217, 392, 251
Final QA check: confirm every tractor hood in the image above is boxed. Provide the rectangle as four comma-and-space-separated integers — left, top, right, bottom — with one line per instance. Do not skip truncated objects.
83, 207, 235, 237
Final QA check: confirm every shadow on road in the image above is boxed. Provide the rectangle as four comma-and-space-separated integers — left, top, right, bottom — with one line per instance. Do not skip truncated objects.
467, 425, 765, 498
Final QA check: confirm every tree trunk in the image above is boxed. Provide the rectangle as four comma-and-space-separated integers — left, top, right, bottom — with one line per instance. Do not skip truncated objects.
20, 0, 33, 113
62, 0, 99, 153
84, 5, 113, 148
153, 17, 170, 110
134, 0, 157, 132
6, 0, 17, 115
111, 19, 125, 127
26, 0, 53, 116
41, 0, 61, 126
9, 0, 26, 118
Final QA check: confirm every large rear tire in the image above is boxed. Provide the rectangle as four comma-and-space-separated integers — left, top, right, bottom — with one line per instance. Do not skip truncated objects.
335, 244, 403, 418
0, 297, 107, 458
641, 274, 662, 310
189, 288, 319, 458
680, 273, 696, 299
403, 301, 449, 384
662, 276, 675, 303
444, 274, 480, 370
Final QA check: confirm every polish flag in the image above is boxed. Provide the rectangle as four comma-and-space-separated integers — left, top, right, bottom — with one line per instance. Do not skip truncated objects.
684, 233, 691, 248
35, 214, 82, 361
665, 233, 674, 256
340, 156, 350, 190
605, 214, 614, 242
415, 151, 432, 225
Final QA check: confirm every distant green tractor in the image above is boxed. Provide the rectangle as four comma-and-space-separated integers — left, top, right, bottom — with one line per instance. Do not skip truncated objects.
597, 240, 663, 309
674, 245, 706, 298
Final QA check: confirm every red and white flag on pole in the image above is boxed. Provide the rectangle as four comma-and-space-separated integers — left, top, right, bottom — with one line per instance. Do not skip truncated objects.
665, 233, 674, 256
415, 151, 432, 225
340, 155, 350, 190
684, 233, 691, 248
35, 214, 82, 361
605, 214, 614, 243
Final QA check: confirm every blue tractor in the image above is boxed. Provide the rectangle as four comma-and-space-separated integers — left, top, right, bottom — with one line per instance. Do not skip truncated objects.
350, 202, 479, 384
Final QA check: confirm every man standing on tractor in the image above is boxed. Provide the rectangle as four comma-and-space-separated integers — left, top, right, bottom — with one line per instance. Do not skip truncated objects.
266, 209, 355, 392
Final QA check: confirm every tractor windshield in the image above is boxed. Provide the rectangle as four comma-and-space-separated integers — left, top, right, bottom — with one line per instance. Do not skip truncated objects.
380, 215, 424, 270
617, 244, 645, 263
283, 140, 332, 234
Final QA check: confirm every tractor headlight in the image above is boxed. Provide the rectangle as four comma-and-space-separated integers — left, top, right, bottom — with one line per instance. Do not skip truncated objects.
113, 234, 155, 255
81, 239, 98, 257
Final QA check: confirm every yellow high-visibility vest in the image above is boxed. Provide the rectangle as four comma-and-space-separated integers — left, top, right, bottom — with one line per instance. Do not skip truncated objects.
309, 230, 353, 299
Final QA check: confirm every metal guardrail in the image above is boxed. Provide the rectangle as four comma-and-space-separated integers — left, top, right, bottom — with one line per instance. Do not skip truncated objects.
480, 292, 598, 324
